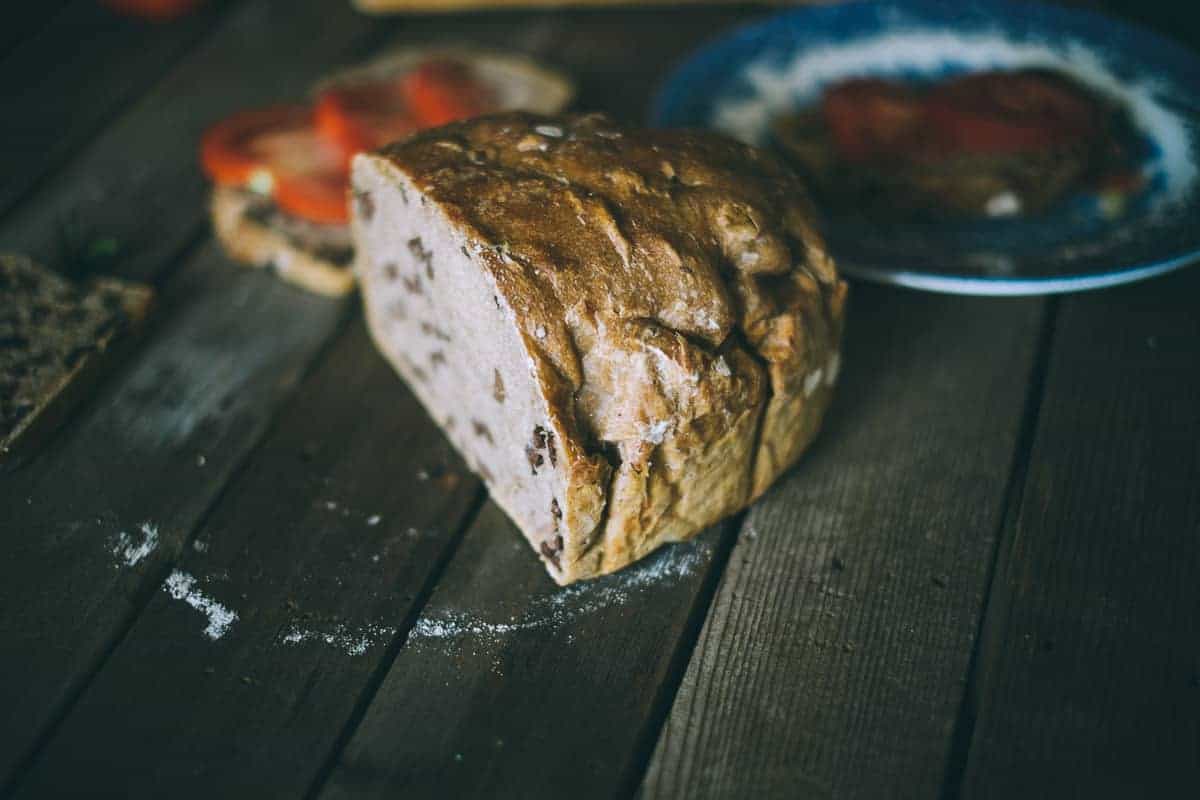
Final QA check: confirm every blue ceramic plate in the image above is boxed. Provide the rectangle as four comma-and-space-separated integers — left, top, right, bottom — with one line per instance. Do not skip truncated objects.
651, 1, 1200, 295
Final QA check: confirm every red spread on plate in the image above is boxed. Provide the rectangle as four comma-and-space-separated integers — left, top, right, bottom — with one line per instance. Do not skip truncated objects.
822, 69, 1104, 163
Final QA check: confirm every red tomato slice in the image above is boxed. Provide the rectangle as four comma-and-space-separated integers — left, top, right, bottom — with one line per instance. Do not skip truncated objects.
273, 170, 349, 226
201, 105, 311, 186
200, 105, 350, 224
401, 59, 494, 127
313, 59, 493, 165
315, 82, 417, 167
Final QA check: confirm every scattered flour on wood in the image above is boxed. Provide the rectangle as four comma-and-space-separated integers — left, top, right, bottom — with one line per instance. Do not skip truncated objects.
280, 621, 396, 656
110, 522, 159, 567
163, 569, 238, 640
408, 542, 708, 648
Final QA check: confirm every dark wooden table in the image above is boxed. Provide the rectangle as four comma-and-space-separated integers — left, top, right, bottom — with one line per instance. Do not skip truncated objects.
1, 2, 1197, 798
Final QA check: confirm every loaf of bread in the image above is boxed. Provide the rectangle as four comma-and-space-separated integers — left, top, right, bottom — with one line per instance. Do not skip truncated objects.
351, 112, 846, 583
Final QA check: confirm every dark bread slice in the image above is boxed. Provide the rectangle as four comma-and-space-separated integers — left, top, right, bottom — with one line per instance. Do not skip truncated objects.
1, 254, 153, 465
210, 187, 357, 297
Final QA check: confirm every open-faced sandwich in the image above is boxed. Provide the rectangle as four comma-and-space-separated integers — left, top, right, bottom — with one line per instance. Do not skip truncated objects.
772, 68, 1135, 220
202, 46, 574, 296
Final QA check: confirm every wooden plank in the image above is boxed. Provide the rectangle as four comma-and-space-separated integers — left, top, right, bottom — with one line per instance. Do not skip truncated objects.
0, 1, 71, 58
318, 505, 734, 800
0, 247, 348, 789
0, 0, 385, 284
0, 0, 236, 219
528, 6, 756, 123
314, 288, 1040, 800
0, 2, 395, 783
958, 267, 1200, 798
10, 319, 484, 799
639, 287, 1047, 799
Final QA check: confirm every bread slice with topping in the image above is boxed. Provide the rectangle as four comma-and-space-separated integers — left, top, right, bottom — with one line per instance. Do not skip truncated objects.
208, 46, 573, 297
211, 187, 357, 297
352, 112, 846, 583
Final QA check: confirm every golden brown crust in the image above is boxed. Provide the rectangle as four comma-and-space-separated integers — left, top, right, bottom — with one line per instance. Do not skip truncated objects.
369, 112, 846, 581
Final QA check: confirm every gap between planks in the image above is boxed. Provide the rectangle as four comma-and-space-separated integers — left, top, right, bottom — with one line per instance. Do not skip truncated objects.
957, 265, 1200, 798
0, 4, 676, 796
0, 2, 398, 778
638, 287, 1047, 799
937, 297, 1060, 800
0, 242, 352, 796
301, 484, 491, 800
7, 316, 489, 799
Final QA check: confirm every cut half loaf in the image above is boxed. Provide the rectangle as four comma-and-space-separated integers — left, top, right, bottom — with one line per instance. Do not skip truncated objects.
352, 112, 847, 583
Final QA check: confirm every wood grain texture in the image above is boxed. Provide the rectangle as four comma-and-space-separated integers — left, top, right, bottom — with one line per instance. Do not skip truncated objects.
11, 320, 483, 799
0, 248, 347, 789
0, 0, 235, 220
531, 7, 759, 124
318, 505, 733, 800
0, 1, 71, 58
640, 286, 1047, 799
0, 0, 384, 284
959, 267, 1200, 799
0, 2, 392, 784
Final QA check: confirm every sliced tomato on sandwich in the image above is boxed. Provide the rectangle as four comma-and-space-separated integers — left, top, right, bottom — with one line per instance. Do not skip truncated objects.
401, 59, 495, 127
200, 59, 497, 225
313, 58, 495, 165
315, 82, 417, 166
201, 105, 350, 224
